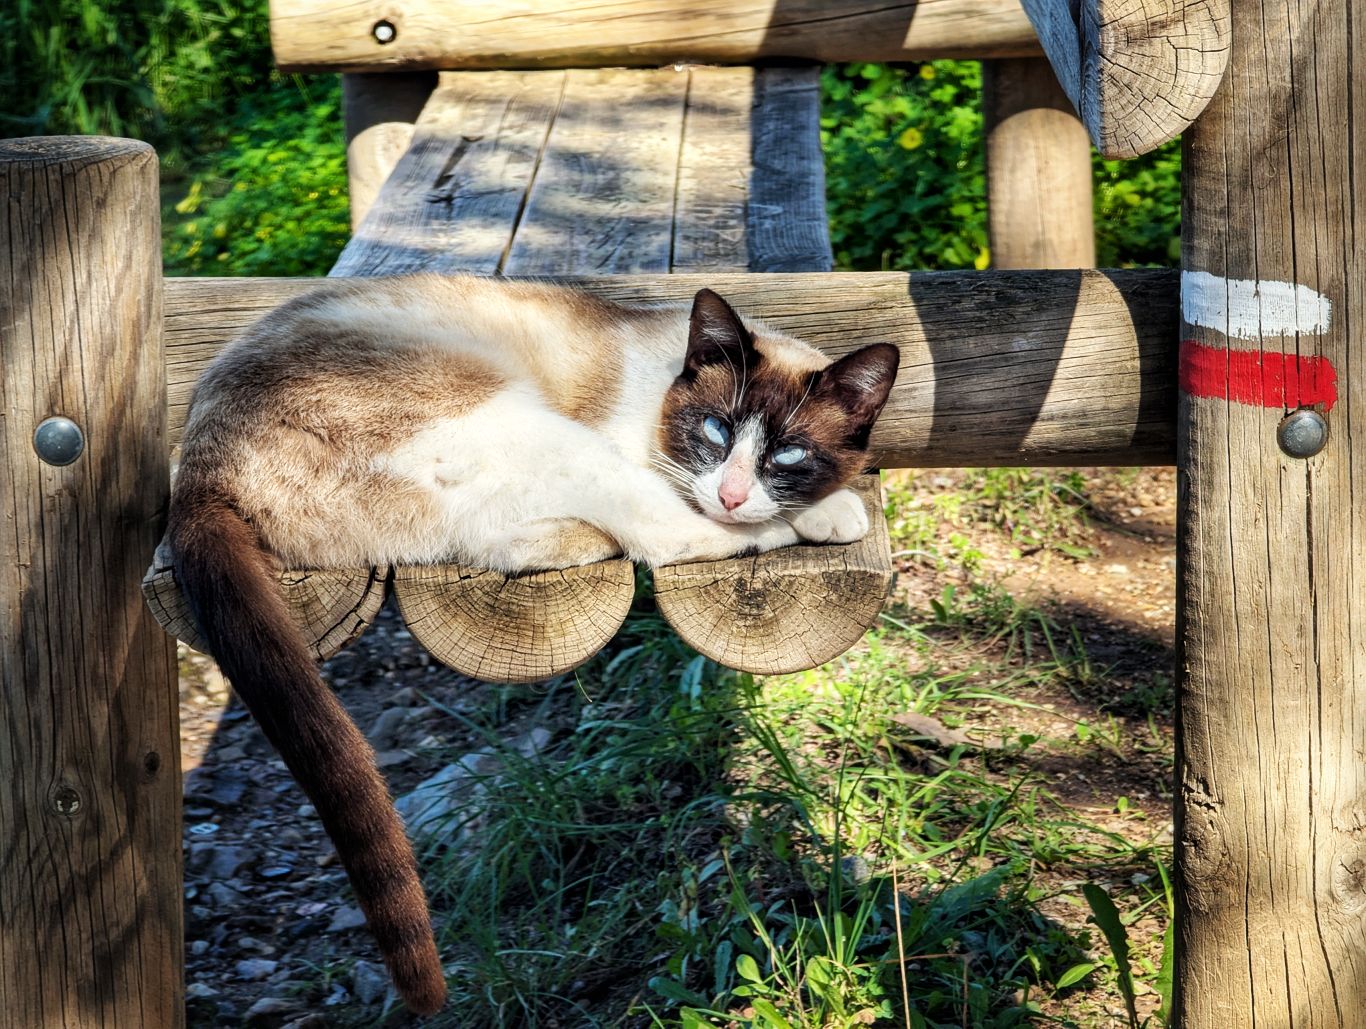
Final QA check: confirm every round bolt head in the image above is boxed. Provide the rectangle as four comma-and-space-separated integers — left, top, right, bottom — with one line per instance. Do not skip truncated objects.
1277, 408, 1328, 458
33, 416, 85, 466
372, 19, 396, 43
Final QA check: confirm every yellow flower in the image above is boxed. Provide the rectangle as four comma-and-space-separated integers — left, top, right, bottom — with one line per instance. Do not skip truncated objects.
919, 65, 937, 80
974, 246, 991, 271
898, 126, 924, 150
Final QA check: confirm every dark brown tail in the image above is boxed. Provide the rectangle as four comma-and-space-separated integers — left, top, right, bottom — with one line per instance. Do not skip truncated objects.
168, 486, 446, 1016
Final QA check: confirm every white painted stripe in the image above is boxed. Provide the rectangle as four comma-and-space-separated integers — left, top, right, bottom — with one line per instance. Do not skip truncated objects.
1181, 271, 1332, 339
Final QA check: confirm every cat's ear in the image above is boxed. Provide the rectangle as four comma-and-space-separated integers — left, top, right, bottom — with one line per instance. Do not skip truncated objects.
685, 289, 755, 375
817, 343, 900, 441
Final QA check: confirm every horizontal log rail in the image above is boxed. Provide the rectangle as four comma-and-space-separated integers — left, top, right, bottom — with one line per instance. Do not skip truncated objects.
269, 0, 1042, 73
1020, 0, 1231, 158
164, 269, 1179, 468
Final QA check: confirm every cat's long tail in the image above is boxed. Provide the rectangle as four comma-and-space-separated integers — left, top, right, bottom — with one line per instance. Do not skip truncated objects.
168, 483, 446, 1016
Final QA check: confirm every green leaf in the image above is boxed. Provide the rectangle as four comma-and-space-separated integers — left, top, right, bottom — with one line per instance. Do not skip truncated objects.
1082, 884, 1140, 1028
1055, 962, 1097, 989
749, 998, 794, 1029
647, 976, 708, 1008
736, 953, 762, 983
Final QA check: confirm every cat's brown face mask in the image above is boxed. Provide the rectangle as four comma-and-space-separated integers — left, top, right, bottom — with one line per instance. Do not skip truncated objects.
657, 289, 899, 524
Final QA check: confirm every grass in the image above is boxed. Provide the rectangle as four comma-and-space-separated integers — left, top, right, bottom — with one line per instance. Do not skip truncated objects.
310, 469, 1174, 1029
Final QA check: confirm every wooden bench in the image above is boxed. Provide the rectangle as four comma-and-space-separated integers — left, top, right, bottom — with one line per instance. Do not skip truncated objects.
146, 63, 896, 680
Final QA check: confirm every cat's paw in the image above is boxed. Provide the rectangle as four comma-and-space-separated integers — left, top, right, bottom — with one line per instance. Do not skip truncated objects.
791, 489, 868, 544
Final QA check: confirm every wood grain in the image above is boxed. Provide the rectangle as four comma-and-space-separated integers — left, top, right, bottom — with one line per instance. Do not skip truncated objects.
163, 270, 1179, 466
670, 66, 753, 273
1020, 0, 1231, 157
332, 71, 567, 276
270, 0, 1042, 73
654, 476, 892, 673
341, 71, 436, 229
983, 57, 1095, 269
1175, 2, 1366, 1023
392, 561, 637, 684
502, 68, 689, 276
141, 542, 388, 662
0, 138, 182, 1028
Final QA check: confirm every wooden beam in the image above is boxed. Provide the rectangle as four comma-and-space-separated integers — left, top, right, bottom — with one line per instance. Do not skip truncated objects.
163, 270, 1179, 467
1020, 0, 1231, 158
654, 475, 892, 674
1175, 1, 1366, 1023
0, 139, 182, 1027
341, 71, 436, 229
269, 0, 1042, 73
982, 57, 1095, 269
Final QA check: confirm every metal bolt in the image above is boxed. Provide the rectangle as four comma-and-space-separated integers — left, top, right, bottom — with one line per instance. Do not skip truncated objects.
33, 416, 85, 466
1277, 408, 1329, 458
53, 785, 82, 816
372, 19, 396, 44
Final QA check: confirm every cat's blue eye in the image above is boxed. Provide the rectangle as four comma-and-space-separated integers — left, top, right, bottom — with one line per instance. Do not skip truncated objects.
702, 415, 730, 446
773, 445, 807, 466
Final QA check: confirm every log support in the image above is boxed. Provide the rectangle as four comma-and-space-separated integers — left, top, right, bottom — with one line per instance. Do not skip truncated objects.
1176, 1, 1366, 1022
0, 138, 182, 1027
982, 57, 1095, 270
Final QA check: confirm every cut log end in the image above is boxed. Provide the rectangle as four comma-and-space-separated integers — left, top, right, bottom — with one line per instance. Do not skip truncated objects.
141, 541, 388, 662
391, 559, 637, 684
653, 476, 894, 675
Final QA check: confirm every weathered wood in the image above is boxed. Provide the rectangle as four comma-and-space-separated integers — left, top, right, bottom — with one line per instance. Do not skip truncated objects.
747, 67, 833, 272
670, 66, 753, 273
982, 57, 1095, 269
654, 476, 891, 673
1020, 0, 1231, 157
270, 0, 1042, 73
1175, 2, 1366, 1024
333, 71, 567, 276
141, 542, 388, 661
341, 71, 436, 229
502, 68, 689, 275
392, 560, 637, 684
163, 270, 1180, 466
0, 138, 181, 1027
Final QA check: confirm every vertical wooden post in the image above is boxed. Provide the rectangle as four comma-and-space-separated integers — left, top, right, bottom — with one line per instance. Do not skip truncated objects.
0, 138, 182, 1027
1177, 3, 1366, 1024
342, 72, 437, 229
982, 58, 1095, 268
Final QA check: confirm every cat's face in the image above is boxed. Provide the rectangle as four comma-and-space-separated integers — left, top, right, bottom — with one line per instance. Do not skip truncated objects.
658, 289, 899, 525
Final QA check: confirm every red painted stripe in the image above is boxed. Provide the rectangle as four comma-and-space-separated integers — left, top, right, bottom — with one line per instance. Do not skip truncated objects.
1180, 340, 1338, 411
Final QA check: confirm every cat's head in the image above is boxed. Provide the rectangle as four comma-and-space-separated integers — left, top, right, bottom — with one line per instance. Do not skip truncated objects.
658, 288, 899, 525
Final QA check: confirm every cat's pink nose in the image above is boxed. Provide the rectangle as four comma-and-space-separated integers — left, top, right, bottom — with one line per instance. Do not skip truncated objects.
719, 482, 749, 511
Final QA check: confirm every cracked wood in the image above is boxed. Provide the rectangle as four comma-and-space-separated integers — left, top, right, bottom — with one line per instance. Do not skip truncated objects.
1020, 0, 1231, 157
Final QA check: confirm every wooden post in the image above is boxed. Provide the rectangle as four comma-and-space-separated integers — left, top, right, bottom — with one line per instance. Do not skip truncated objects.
342, 71, 436, 229
1177, 2, 1366, 1024
982, 58, 1095, 269
0, 138, 182, 1027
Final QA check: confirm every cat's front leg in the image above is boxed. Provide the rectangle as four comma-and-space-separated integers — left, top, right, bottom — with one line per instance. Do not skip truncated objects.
790, 488, 869, 544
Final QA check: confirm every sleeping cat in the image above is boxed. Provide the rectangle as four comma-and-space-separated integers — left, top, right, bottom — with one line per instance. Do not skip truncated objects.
168, 274, 899, 1014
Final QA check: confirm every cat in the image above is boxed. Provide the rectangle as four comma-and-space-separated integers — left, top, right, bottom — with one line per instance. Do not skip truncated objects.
167, 274, 899, 1014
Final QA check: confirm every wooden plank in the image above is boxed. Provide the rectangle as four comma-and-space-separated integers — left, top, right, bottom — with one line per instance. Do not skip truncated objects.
670, 65, 753, 273
1176, 2, 1366, 1024
0, 138, 182, 1028
142, 542, 387, 662
269, 0, 1043, 73
747, 67, 833, 272
654, 475, 891, 673
1020, 0, 1231, 157
332, 71, 567, 276
163, 271, 1180, 466
983, 57, 1095, 269
502, 68, 688, 276
341, 71, 436, 229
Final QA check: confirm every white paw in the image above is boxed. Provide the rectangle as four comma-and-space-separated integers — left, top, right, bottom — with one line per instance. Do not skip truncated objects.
792, 489, 869, 544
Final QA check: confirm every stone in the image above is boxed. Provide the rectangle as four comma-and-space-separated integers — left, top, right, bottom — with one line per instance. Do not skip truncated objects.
188, 843, 256, 880
351, 959, 391, 1006
206, 882, 246, 908
185, 982, 218, 1000
235, 958, 279, 980
366, 707, 408, 746
244, 996, 304, 1020
326, 904, 367, 932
